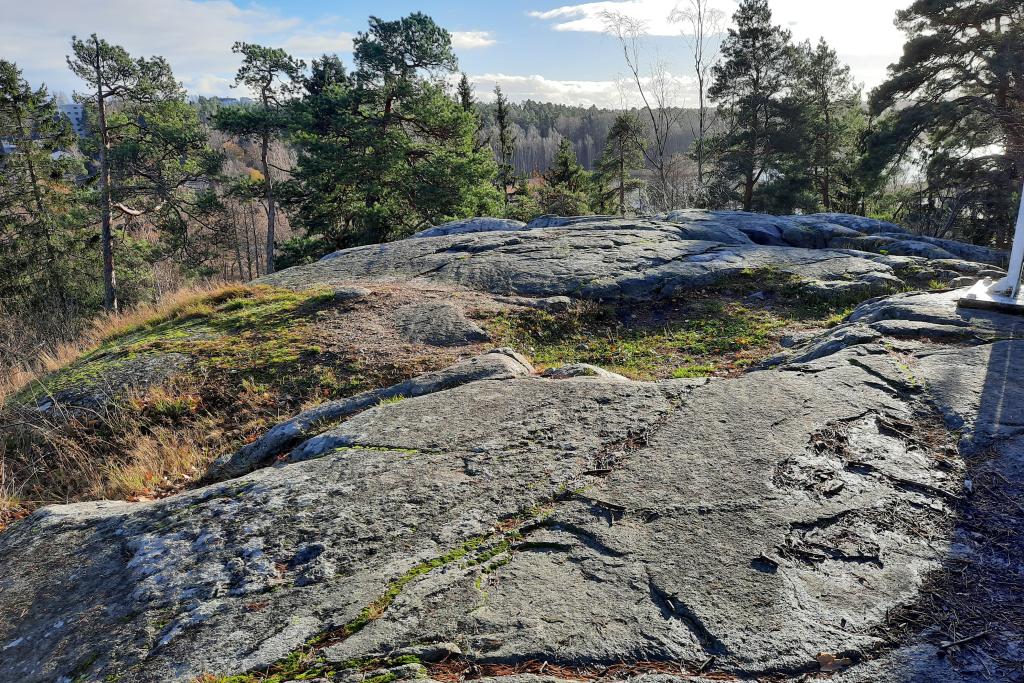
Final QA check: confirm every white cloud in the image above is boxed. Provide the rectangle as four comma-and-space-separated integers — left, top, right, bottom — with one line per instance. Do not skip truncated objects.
451, 31, 497, 49
529, 0, 910, 89
179, 74, 236, 97
1, 0, 352, 97
529, 0, 692, 35
471, 72, 697, 109
280, 32, 356, 60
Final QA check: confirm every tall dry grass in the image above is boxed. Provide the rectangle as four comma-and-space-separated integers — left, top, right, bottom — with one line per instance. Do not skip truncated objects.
0, 282, 253, 404
0, 380, 227, 520
0, 282, 268, 528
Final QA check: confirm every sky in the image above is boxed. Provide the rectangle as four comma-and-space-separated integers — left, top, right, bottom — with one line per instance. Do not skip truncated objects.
1, 0, 911, 109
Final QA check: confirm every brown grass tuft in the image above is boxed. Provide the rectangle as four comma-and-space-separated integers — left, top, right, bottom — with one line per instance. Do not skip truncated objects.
0, 283, 257, 404
0, 377, 235, 525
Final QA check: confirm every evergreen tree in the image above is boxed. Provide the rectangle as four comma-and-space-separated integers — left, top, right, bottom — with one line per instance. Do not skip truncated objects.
869, 0, 1024, 245
287, 14, 501, 247
0, 60, 84, 313
707, 0, 795, 211
214, 43, 305, 274
797, 39, 863, 212
544, 138, 589, 191
457, 73, 474, 112
67, 34, 182, 311
493, 85, 517, 206
124, 98, 225, 275
306, 55, 346, 99
593, 113, 645, 215
540, 138, 592, 215
302, 54, 347, 137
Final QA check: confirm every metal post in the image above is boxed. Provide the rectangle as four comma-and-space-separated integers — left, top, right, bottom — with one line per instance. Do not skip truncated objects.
959, 178, 1024, 312
997, 178, 1024, 299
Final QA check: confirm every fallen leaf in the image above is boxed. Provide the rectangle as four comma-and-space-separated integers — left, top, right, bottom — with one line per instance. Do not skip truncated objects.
817, 652, 853, 672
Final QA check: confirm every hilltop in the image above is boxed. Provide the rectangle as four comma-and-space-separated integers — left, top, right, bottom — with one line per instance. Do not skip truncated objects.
1, 211, 1022, 683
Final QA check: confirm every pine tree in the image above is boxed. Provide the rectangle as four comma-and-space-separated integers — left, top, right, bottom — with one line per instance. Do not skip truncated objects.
869, 0, 1024, 245
540, 138, 592, 215
544, 138, 588, 191
797, 39, 864, 212
707, 0, 795, 211
593, 113, 645, 215
214, 43, 305, 274
493, 85, 517, 206
288, 14, 501, 247
0, 60, 83, 312
457, 73, 474, 112
67, 34, 183, 310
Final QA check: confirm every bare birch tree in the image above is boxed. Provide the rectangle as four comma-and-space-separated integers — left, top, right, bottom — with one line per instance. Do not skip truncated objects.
670, 0, 724, 192
601, 11, 685, 211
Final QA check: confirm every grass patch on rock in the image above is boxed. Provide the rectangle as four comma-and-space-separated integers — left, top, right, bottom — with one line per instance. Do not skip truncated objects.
0, 285, 405, 526
480, 269, 859, 380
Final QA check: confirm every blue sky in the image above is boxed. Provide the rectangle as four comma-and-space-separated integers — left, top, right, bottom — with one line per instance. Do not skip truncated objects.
2, 0, 910, 108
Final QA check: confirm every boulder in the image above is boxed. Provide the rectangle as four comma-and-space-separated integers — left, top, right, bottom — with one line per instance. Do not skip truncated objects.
276, 226, 902, 302
876, 232, 1007, 266
541, 363, 632, 381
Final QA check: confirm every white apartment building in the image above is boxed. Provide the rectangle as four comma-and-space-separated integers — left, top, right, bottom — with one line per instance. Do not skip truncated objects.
58, 103, 89, 137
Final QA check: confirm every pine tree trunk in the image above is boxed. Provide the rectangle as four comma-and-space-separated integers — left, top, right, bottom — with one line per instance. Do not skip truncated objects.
251, 209, 262, 276
822, 108, 832, 211
618, 149, 626, 216
743, 167, 754, 212
94, 45, 117, 312
232, 207, 245, 282
261, 133, 275, 275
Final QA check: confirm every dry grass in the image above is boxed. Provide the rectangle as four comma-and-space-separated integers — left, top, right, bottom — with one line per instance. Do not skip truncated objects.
0, 284, 283, 528
0, 370, 293, 530
1, 379, 225, 521
0, 283, 254, 404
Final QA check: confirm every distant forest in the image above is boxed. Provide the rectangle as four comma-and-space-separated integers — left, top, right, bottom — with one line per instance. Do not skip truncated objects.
196, 96, 700, 175
475, 101, 700, 174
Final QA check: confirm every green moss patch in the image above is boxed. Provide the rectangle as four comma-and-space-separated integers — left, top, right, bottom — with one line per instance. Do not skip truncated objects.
480, 270, 858, 380
12, 286, 347, 407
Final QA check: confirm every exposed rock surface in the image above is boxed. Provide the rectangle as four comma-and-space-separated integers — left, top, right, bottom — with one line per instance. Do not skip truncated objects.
415, 212, 1007, 269
269, 213, 1003, 305
412, 217, 527, 238
1, 213, 1021, 683
209, 348, 534, 480
393, 301, 490, 346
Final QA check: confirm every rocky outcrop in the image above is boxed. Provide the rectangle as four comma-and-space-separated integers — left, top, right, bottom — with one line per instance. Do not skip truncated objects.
418, 210, 1010, 271
208, 348, 534, 480
1, 213, 1020, 683
412, 217, 527, 238
393, 301, 490, 346
3, 288, 1022, 682
270, 225, 991, 305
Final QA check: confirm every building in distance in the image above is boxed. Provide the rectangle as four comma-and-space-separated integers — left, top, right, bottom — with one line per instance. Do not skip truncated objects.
58, 103, 88, 137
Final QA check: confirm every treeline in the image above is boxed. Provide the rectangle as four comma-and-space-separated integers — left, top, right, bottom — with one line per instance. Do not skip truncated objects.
598, 0, 1023, 244
474, 100, 697, 173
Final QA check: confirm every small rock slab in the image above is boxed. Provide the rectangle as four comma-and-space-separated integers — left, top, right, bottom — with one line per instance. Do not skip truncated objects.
393, 302, 490, 346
